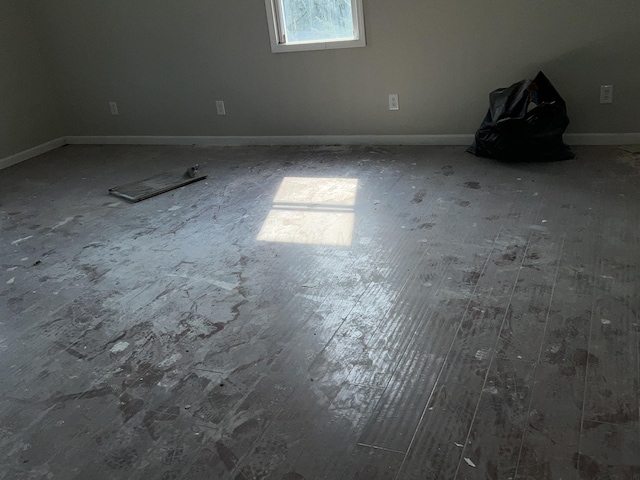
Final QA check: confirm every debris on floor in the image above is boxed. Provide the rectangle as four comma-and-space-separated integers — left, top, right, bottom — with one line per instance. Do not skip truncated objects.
109, 165, 207, 202
186, 164, 200, 178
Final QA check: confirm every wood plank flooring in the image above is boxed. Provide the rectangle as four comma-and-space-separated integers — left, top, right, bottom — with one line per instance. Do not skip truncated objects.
0, 144, 638, 479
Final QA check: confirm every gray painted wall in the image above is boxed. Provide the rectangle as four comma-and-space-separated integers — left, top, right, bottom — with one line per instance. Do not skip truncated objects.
0, 0, 62, 159
29, 1, 640, 138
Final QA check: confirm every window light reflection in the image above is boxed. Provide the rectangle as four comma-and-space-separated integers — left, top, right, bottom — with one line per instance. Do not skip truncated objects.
257, 177, 358, 246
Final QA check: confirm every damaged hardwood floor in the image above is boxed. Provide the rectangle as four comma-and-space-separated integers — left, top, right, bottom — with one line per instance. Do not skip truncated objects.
0, 144, 638, 479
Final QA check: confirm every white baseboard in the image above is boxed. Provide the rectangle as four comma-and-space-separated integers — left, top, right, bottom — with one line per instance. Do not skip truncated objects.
564, 133, 640, 145
64, 134, 476, 146
65, 133, 640, 147
0, 137, 66, 170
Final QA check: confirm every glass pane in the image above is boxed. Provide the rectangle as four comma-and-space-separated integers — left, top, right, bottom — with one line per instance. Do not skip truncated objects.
281, 0, 354, 43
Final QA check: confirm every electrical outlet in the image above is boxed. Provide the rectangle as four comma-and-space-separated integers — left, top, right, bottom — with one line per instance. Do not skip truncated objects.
109, 102, 119, 115
600, 85, 613, 104
216, 100, 226, 115
389, 94, 399, 110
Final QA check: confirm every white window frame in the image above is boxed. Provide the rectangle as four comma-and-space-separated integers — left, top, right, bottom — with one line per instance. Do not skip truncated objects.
265, 0, 366, 53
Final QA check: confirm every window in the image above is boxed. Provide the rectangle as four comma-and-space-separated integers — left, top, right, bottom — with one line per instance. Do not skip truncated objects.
265, 0, 366, 53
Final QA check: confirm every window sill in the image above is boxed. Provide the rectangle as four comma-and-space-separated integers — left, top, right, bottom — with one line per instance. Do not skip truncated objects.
269, 37, 366, 53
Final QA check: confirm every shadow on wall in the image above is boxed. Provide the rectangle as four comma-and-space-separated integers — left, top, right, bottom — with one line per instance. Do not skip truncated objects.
529, 30, 640, 134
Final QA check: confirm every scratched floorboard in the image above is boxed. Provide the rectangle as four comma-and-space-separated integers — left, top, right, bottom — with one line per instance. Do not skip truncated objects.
0, 144, 639, 479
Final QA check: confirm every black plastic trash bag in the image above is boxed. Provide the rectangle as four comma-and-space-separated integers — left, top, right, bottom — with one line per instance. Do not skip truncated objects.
467, 71, 574, 161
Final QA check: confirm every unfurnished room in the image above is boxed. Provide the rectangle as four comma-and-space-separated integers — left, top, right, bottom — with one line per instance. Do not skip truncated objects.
1, 1, 639, 479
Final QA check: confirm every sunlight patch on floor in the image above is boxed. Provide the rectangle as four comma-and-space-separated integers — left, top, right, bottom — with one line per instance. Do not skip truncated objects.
257, 177, 358, 246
